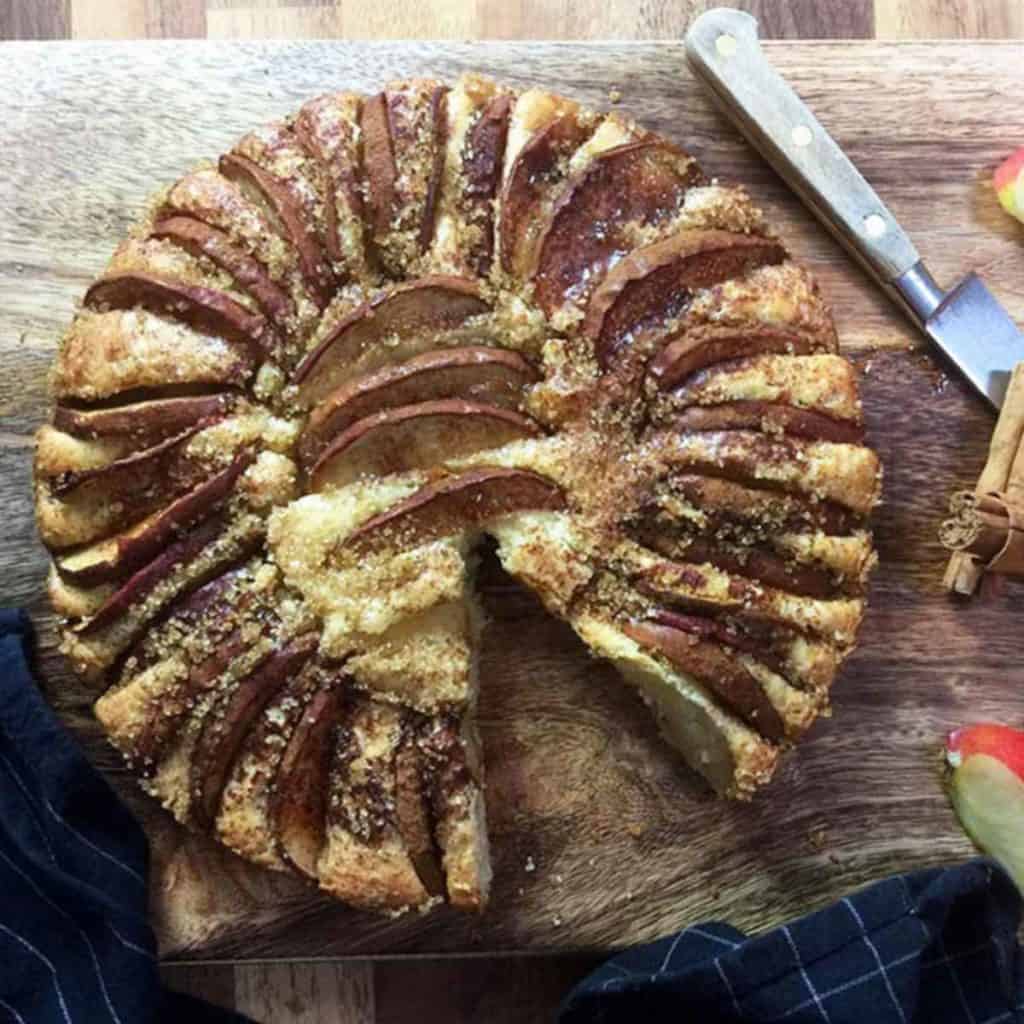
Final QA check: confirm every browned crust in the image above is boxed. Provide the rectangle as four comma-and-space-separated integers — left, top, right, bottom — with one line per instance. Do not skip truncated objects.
85, 271, 274, 360
583, 231, 787, 368
345, 467, 566, 554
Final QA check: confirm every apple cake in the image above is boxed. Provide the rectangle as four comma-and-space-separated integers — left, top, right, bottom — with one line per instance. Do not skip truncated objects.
34, 74, 880, 915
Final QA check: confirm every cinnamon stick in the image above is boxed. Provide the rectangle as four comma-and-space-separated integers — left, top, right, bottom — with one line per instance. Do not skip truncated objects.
943, 363, 1024, 594
941, 491, 1024, 576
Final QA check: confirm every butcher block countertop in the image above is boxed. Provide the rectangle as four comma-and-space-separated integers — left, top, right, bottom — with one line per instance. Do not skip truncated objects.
2, 36, 1024, 973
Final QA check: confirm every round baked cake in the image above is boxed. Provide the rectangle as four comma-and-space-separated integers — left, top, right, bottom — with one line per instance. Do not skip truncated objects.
34, 75, 881, 915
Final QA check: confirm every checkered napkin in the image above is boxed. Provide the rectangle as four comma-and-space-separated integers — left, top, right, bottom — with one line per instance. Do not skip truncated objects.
561, 855, 1024, 1021
0, 609, 250, 1023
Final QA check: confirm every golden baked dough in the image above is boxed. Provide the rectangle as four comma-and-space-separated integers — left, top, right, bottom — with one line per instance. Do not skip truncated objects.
35, 74, 880, 915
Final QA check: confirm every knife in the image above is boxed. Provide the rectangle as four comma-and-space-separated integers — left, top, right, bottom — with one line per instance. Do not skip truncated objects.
685, 7, 1024, 410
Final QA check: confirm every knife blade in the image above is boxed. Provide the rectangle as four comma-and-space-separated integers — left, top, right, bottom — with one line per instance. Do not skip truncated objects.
685, 7, 1024, 410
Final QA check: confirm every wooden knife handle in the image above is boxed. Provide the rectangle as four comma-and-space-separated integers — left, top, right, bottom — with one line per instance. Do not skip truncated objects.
685, 7, 920, 286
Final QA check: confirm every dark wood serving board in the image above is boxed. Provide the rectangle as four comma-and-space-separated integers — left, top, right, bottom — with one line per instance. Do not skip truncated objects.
1, 38, 1023, 961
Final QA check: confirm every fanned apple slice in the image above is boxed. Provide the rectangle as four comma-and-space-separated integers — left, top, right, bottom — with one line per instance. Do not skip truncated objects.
394, 721, 445, 898
431, 76, 512, 276
294, 276, 490, 406
345, 467, 566, 554
623, 619, 785, 742
649, 326, 829, 391
634, 531, 843, 600
299, 347, 538, 469
150, 216, 294, 330
534, 140, 705, 317
271, 674, 345, 878
583, 231, 787, 369
52, 309, 255, 403
56, 451, 254, 586
316, 699, 432, 912
310, 400, 542, 492
190, 633, 319, 828
361, 80, 449, 273
220, 142, 334, 308
673, 401, 865, 445
649, 473, 858, 539
656, 430, 881, 517
52, 393, 234, 444
498, 90, 594, 278
85, 271, 275, 360
294, 92, 370, 283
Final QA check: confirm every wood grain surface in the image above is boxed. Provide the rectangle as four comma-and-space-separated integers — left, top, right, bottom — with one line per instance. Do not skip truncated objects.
1, 5, 1023, 1023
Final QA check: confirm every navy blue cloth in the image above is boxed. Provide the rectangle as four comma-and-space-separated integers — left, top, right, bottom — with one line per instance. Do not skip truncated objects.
0, 608, 248, 1023
562, 859, 1024, 1023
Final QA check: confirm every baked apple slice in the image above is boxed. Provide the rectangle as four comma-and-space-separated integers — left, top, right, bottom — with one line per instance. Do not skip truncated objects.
345, 467, 566, 554
293, 92, 370, 283
361, 80, 449, 273
85, 271, 275, 360
271, 675, 345, 878
671, 401, 865, 444
190, 633, 319, 828
624, 618, 785, 742
52, 393, 234, 444
293, 276, 490, 406
150, 216, 294, 331
394, 723, 445, 899
220, 134, 334, 307
583, 231, 787, 369
498, 91, 594, 279
533, 140, 704, 317
56, 451, 254, 586
52, 309, 255, 403
299, 346, 538, 468
309, 400, 541, 492
649, 326, 828, 391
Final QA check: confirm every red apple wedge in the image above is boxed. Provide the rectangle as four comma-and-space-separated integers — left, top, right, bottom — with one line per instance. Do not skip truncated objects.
393, 728, 445, 897
75, 513, 228, 635
270, 678, 344, 878
360, 91, 398, 242
420, 85, 449, 251
219, 150, 334, 307
293, 93, 368, 279
345, 466, 565, 554
460, 92, 512, 276
649, 326, 829, 391
56, 451, 254, 587
499, 114, 593, 278
293, 276, 490, 406
309, 400, 541, 492
85, 271, 275, 360
947, 723, 1024, 892
150, 216, 294, 330
624, 618, 785, 742
52, 393, 233, 444
583, 231, 787, 369
299, 346, 538, 469
191, 633, 319, 827
672, 401, 864, 444
533, 140, 704, 315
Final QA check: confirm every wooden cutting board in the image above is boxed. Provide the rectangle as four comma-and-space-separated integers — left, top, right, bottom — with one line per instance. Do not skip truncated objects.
2, 38, 1023, 961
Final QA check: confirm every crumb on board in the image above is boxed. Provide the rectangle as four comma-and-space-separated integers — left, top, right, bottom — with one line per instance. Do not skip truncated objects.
808, 826, 829, 851
609, 87, 622, 104
524, 855, 536, 873
626, 823, 646, 839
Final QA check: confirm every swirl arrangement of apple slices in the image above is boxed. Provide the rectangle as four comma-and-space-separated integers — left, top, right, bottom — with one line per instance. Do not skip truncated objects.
36, 74, 880, 915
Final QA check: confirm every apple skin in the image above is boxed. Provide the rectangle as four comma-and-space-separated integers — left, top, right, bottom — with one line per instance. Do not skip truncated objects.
672, 401, 863, 445
360, 91, 399, 242
394, 729, 445, 897
53, 393, 233, 443
947, 723, 1024, 893
460, 92, 512, 276
994, 147, 1024, 224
